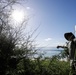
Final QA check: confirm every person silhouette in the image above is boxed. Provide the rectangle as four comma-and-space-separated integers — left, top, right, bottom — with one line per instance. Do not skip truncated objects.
57, 32, 76, 71
64, 32, 76, 60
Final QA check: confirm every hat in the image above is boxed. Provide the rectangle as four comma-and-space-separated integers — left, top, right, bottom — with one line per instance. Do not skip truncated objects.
64, 32, 75, 41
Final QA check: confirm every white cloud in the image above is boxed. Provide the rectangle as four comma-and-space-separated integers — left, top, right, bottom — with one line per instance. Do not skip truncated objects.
26, 7, 31, 10
45, 38, 52, 41
36, 38, 66, 48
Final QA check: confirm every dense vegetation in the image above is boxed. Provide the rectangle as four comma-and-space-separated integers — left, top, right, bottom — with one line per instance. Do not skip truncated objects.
15, 56, 70, 75
0, 31, 71, 75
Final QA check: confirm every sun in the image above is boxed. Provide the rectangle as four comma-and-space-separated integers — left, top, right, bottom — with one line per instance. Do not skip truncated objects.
11, 9, 25, 23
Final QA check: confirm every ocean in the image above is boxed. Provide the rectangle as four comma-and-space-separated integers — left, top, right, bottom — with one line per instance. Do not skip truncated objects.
36, 47, 63, 57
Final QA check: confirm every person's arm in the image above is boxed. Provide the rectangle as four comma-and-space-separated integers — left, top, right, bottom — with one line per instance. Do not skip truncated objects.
57, 46, 67, 49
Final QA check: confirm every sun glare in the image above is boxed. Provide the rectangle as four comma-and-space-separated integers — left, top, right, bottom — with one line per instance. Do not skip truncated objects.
11, 10, 25, 23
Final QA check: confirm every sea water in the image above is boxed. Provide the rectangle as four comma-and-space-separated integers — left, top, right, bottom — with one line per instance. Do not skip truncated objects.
36, 47, 63, 57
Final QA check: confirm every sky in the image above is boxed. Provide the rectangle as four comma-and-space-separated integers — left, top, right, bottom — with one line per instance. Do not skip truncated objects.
15, 0, 76, 48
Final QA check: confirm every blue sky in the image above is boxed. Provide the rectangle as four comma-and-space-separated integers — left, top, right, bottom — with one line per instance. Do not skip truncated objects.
19, 0, 76, 47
